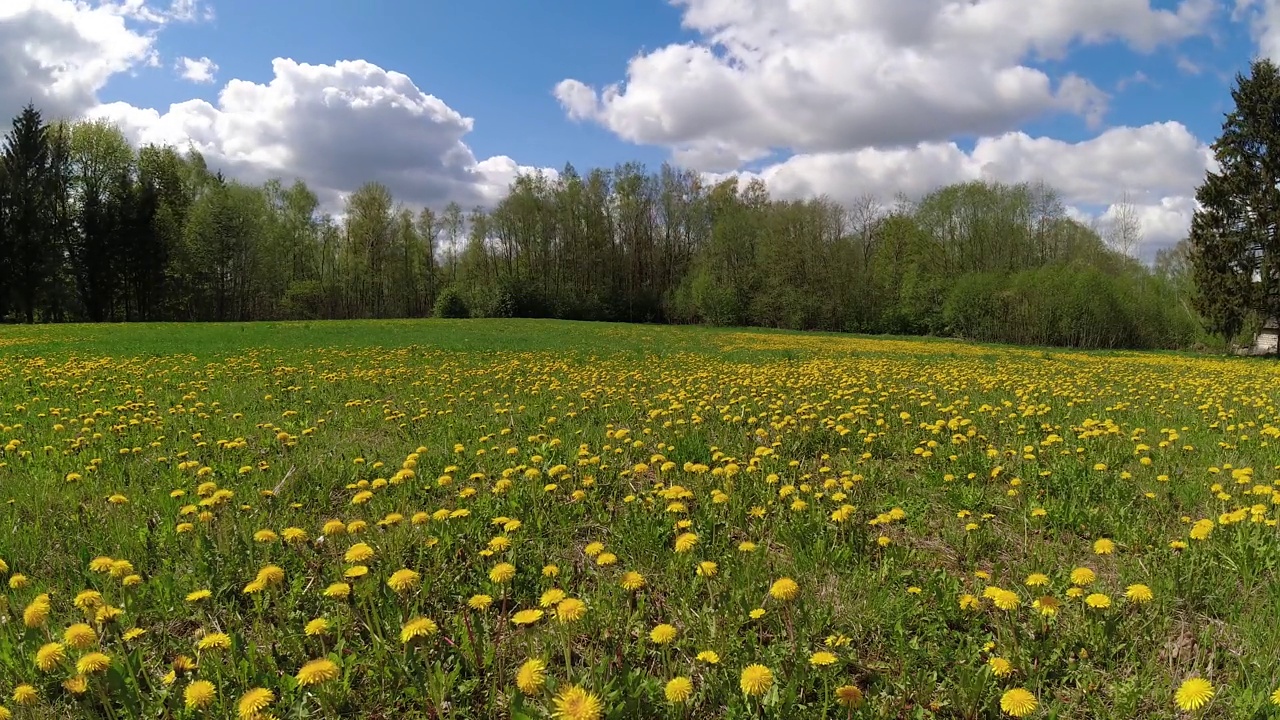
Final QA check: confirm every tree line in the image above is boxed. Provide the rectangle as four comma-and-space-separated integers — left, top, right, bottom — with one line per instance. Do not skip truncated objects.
0, 102, 1200, 350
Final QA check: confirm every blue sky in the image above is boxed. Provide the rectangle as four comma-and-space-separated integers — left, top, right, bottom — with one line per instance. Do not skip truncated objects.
103, 0, 696, 171
98, 0, 1252, 173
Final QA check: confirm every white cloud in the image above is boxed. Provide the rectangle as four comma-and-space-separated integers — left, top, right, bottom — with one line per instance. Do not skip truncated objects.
556, 0, 1217, 170
0, 0, 157, 121
175, 55, 217, 84
92, 58, 555, 211
711, 121, 1214, 256
1236, 0, 1280, 59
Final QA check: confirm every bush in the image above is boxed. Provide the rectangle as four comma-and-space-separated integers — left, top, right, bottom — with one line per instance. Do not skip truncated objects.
433, 287, 469, 319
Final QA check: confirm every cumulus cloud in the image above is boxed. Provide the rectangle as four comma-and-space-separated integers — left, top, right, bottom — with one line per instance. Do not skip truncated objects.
92, 58, 554, 210
711, 122, 1214, 256
0, 0, 157, 121
556, 0, 1217, 169
175, 55, 217, 83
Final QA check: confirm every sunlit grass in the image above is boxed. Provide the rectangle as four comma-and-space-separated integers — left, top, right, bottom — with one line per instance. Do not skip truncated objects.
0, 318, 1276, 719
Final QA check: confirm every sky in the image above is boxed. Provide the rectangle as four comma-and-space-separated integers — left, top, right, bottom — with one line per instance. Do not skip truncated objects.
0, 0, 1273, 260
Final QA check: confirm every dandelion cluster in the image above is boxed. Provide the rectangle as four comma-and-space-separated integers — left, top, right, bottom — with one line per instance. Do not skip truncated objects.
0, 320, 1277, 717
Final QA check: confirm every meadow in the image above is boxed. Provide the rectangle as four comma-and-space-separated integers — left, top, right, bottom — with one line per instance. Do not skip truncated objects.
0, 318, 1277, 719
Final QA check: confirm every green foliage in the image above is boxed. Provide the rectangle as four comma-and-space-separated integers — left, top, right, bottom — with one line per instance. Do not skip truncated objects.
0, 103, 1204, 352
1190, 59, 1280, 342
433, 286, 469, 318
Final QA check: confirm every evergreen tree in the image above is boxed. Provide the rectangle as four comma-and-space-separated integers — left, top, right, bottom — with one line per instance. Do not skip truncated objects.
1189, 59, 1280, 342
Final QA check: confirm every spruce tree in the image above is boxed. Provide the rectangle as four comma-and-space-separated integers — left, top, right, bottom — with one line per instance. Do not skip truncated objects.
1190, 59, 1280, 341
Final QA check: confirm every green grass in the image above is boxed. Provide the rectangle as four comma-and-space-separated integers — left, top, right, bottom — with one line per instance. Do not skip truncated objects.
0, 318, 1277, 719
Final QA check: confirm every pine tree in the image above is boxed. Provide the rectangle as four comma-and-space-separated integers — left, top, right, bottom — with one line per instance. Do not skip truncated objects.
1189, 59, 1280, 342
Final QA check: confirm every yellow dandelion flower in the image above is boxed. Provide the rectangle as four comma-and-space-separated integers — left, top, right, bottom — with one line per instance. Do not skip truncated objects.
836, 685, 864, 707
305, 618, 330, 636
620, 571, 646, 591
296, 658, 340, 686
237, 688, 274, 719
696, 650, 720, 664
323, 582, 351, 599
1000, 688, 1037, 717
1125, 584, 1154, 603
552, 684, 603, 720
988, 657, 1013, 677
400, 616, 439, 643
196, 632, 231, 651
1069, 567, 1096, 586
1174, 677, 1214, 712
769, 577, 799, 601
674, 532, 698, 553
516, 658, 547, 695
387, 568, 421, 593
649, 623, 678, 644
740, 664, 773, 696
665, 676, 693, 703
490, 562, 516, 583
64, 623, 97, 650
809, 651, 838, 667
76, 651, 111, 674
184, 680, 216, 709
512, 609, 544, 626
35, 642, 65, 672
555, 597, 587, 623
1085, 593, 1111, 609
1093, 538, 1115, 554
186, 589, 212, 603
11, 685, 36, 706
343, 542, 374, 563
468, 594, 493, 610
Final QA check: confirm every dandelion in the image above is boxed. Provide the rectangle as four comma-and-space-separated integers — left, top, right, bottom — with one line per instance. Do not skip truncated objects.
490, 562, 516, 583
1125, 584, 1154, 603
62, 675, 87, 695
305, 618, 330, 636
76, 651, 111, 674
809, 651, 838, 667
620, 571, 646, 591
696, 560, 718, 577
769, 577, 799, 601
696, 650, 720, 664
516, 658, 547, 695
1069, 567, 1096, 585
551, 684, 603, 720
468, 594, 493, 610
1033, 596, 1060, 617
1085, 593, 1112, 609
184, 680, 216, 710
1174, 677, 1214, 712
740, 664, 773, 696
988, 657, 1013, 677
665, 676, 693, 703
237, 688, 274, 719
556, 597, 587, 623
197, 632, 232, 651
387, 568, 421, 593
1000, 688, 1037, 717
296, 658, 340, 686
1094, 538, 1115, 554
35, 642, 65, 671
64, 623, 97, 650
323, 582, 351, 599
186, 589, 212, 603
540, 588, 567, 607
674, 532, 698, 553
11, 685, 35, 706
512, 609, 544, 626
835, 685, 864, 707
400, 617, 439, 643
344, 542, 375, 563
650, 623, 678, 644
1024, 573, 1049, 587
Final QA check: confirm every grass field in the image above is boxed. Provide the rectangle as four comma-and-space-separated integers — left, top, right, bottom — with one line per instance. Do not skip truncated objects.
0, 318, 1278, 719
